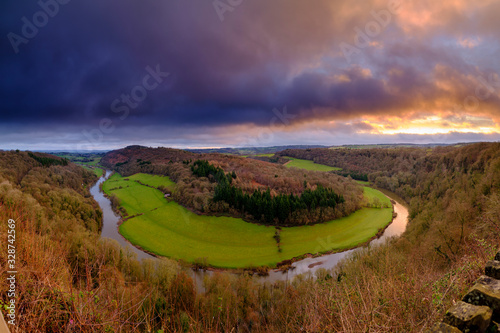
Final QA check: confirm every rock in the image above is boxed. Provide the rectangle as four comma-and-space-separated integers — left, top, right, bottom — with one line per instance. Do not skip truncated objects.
427, 321, 462, 333
443, 300, 492, 332
487, 261, 500, 279
463, 276, 500, 319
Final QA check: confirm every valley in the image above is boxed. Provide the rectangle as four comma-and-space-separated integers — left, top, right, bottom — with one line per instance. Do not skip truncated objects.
2, 143, 500, 332
101, 170, 393, 268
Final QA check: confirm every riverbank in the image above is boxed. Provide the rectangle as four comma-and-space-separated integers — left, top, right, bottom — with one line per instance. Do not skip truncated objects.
100, 172, 394, 268
92, 171, 408, 284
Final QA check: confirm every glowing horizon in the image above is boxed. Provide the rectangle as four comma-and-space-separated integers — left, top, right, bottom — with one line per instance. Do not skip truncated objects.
1, 1, 500, 150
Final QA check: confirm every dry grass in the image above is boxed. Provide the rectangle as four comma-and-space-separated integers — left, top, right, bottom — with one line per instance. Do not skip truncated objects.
2, 144, 500, 332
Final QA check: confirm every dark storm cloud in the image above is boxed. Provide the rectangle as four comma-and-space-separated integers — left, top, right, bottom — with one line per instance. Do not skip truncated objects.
1, 0, 500, 149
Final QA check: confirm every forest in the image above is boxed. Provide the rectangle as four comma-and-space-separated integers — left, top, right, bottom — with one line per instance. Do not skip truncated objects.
190, 159, 345, 225
277, 147, 431, 197
1, 142, 500, 331
101, 146, 363, 225
214, 182, 345, 225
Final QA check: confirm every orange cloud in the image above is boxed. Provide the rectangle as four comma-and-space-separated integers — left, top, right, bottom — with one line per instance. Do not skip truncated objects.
362, 113, 500, 135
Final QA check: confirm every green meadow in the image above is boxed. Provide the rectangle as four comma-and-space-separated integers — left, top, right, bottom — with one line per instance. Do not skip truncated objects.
283, 157, 372, 186
127, 173, 177, 188
241, 153, 275, 158
84, 166, 104, 177
284, 157, 342, 172
103, 173, 392, 268
57, 153, 103, 176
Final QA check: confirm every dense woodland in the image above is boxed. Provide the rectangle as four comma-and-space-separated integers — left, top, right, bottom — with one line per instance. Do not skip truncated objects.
1, 143, 500, 332
101, 146, 363, 225
278, 147, 429, 185
191, 159, 345, 225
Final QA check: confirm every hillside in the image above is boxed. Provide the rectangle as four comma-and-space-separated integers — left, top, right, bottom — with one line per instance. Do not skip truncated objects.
1, 143, 500, 331
0, 151, 106, 331
101, 146, 363, 226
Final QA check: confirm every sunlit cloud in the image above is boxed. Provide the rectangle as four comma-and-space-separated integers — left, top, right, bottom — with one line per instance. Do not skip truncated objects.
365, 114, 500, 135
2, 0, 500, 149
458, 37, 481, 48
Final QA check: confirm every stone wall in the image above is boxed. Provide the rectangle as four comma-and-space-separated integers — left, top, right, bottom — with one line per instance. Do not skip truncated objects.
429, 252, 500, 333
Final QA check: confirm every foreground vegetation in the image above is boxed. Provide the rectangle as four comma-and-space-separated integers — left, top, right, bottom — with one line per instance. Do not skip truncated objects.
2, 143, 500, 332
103, 173, 392, 268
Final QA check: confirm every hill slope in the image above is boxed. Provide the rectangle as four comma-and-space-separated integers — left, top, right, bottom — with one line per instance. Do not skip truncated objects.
101, 145, 363, 226
2, 143, 499, 331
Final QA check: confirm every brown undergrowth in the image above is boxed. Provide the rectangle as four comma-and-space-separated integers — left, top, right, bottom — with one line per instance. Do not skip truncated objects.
0, 144, 499, 332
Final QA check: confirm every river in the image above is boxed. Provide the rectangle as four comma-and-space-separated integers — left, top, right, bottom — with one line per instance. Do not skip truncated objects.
91, 171, 409, 289
90, 171, 155, 260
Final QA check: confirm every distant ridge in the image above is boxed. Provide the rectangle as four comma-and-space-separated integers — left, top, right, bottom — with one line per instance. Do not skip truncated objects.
33, 142, 480, 155
329, 142, 469, 149
186, 145, 328, 155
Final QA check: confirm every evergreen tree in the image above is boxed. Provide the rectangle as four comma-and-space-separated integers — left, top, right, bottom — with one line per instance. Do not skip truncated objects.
193, 160, 346, 226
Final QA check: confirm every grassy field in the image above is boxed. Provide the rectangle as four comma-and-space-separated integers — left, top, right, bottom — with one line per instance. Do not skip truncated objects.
57, 154, 102, 166
283, 157, 372, 185
126, 173, 177, 188
90, 166, 104, 177
80, 165, 104, 177
241, 153, 275, 158
284, 157, 342, 171
80, 164, 104, 177
56, 153, 104, 176
103, 173, 392, 268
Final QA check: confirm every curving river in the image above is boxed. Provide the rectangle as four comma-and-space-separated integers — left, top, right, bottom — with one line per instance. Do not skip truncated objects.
91, 171, 409, 289
91, 171, 155, 260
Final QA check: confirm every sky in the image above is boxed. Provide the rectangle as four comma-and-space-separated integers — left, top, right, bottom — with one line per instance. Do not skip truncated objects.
1, 0, 500, 151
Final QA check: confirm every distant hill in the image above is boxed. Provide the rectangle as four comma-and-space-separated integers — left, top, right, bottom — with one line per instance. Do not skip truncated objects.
330, 143, 442, 149
101, 145, 363, 226
185, 145, 328, 155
